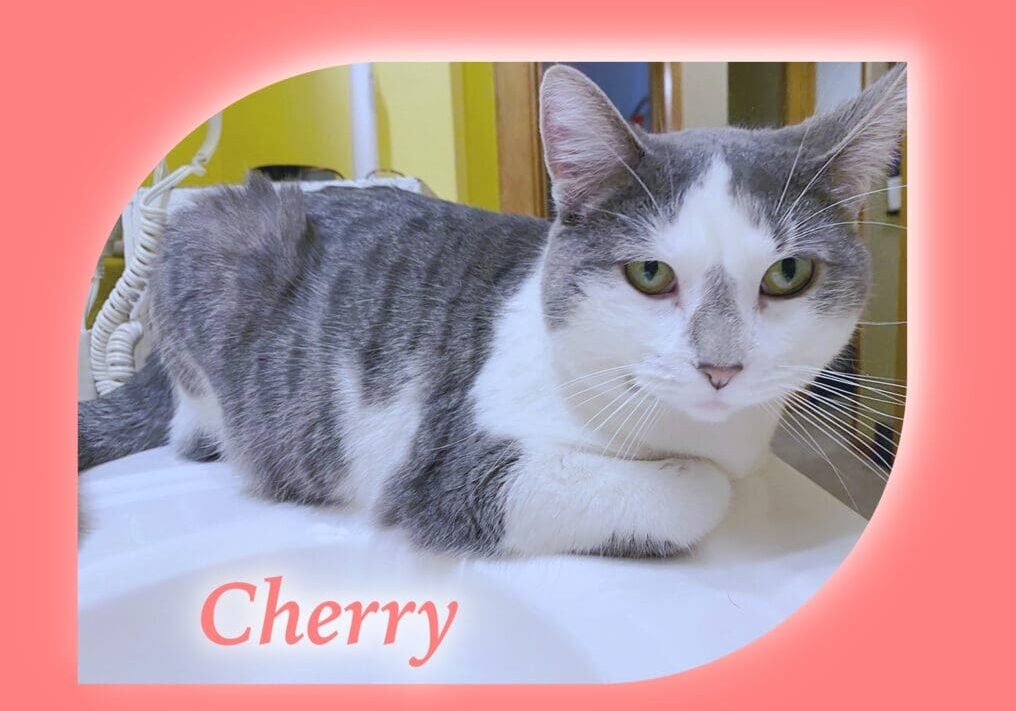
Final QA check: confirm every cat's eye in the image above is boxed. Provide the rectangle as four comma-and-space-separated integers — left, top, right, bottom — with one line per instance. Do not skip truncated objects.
760, 257, 815, 297
624, 260, 676, 295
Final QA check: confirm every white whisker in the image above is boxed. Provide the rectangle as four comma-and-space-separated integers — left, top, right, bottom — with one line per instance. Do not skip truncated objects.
782, 365, 908, 393
794, 219, 907, 239
554, 363, 635, 391
781, 404, 861, 509
561, 371, 634, 403
786, 393, 890, 481
619, 396, 660, 461
807, 380, 906, 415
586, 385, 640, 435
794, 184, 908, 230
774, 123, 811, 222
791, 391, 899, 466
601, 388, 653, 457
804, 388, 902, 435
806, 372, 908, 403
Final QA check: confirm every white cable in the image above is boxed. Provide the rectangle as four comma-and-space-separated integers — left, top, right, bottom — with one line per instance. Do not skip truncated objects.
89, 114, 223, 395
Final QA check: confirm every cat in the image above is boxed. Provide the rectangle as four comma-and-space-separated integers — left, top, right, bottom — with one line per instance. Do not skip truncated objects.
79, 64, 906, 557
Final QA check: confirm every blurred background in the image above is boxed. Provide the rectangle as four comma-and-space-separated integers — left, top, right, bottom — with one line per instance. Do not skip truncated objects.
85, 62, 906, 518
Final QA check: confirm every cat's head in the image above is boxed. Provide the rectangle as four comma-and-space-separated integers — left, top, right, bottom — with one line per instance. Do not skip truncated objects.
539, 64, 906, 424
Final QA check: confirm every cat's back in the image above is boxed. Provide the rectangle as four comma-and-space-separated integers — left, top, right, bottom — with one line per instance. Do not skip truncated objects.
152, 175, 550, 391
303, 183, 549, 268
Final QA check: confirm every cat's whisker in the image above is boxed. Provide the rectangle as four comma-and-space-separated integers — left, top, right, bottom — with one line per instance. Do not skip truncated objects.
806, 380, 906, 416
792, 183, 908, 232
555, 366, 633, 393
788, 371, 910, 400
785, 393, 890, 481
774, 123, 811, 227
561, 373, 634, 406
782, 406, 881, 503
788, 388, 902, 461
621, 398, 660, 461
554, 362, 639, 388
808, 386, 906, 426
857, 320, 907, 326
583, 384, 639, 434
808, 375, 908, 401
787, 394, 893, 478
780, 403, 860, 511
632, 402, 666, 461
582, 205, 644, 227
618, 391, 661, 461
613, 396, 651, 461
781, 364, 908, 391
600, 388, 654, 457
793, 219, 908, 240
823, 370, 907, 388
806, 374, 908, 405
785, 364, 908, 388
803, 387, 902, 437
790, 390, 899, 465
569, 379, 632, 410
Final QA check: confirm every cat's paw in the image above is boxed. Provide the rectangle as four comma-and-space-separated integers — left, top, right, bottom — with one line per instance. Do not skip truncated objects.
648, 458, 732, 547
500, 448, 731, 556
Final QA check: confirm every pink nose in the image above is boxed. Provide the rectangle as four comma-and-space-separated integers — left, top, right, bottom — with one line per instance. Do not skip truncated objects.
698, 364, 743, 390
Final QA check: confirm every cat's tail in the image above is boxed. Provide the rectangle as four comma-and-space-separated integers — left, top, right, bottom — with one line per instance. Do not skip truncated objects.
78, 352, 175, 471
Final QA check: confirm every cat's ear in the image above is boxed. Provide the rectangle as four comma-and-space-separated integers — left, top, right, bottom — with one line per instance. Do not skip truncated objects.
540, 65, 645, 216
800, 63, 907, 207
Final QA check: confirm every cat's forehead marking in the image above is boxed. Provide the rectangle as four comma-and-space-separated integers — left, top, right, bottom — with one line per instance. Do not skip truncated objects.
655, 155, 776, 285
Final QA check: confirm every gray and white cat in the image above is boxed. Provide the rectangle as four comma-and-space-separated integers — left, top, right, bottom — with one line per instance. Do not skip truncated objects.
79, 65, 906, 557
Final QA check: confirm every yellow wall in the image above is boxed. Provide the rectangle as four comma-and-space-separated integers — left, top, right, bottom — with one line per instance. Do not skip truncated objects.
456, 62, 501, 210
164, 66, 354, 185
158, 62, 500, 211
374, 63, 459, 201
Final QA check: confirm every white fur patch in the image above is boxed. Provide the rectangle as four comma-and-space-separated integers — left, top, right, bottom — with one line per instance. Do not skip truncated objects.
169, 381, 225, 454
500, 449, 731, 554
333, 362, 422, 515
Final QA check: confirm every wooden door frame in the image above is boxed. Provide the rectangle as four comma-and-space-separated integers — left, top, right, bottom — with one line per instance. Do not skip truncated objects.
492, 62, 548, 217
493, 62, 688, 217
649, 62, 683, 132
784, 62, 816, 125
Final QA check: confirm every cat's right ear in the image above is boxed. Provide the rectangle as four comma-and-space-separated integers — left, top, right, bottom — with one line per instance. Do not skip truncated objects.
797, 64, 907, 207
539, 65, 645, 217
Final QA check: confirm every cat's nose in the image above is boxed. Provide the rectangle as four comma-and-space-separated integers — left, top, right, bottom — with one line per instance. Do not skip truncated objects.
697, 363, 743, 390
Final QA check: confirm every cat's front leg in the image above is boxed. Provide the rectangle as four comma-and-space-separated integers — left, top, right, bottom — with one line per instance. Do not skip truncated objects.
499, 447, 731, 557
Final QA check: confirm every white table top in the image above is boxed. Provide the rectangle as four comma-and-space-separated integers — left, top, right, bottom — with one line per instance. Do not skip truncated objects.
79, 446, 865, 683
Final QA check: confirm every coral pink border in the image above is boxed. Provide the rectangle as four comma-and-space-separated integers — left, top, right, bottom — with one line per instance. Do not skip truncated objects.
3, 0, 1012, 707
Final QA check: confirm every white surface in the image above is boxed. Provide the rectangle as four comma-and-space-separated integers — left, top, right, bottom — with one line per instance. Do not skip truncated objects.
79, 447, 865, 683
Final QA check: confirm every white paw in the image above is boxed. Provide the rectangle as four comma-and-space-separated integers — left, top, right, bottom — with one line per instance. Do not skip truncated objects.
650, 458, 732, 546
500, 449, 732, 555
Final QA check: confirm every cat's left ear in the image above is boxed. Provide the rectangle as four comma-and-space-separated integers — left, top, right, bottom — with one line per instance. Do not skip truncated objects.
799, 63, 907, 207
540, 65, 646, 217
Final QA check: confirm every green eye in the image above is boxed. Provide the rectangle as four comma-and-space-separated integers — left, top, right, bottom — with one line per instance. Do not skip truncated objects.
761, 257, 815, 297
624, 260, 676, 295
